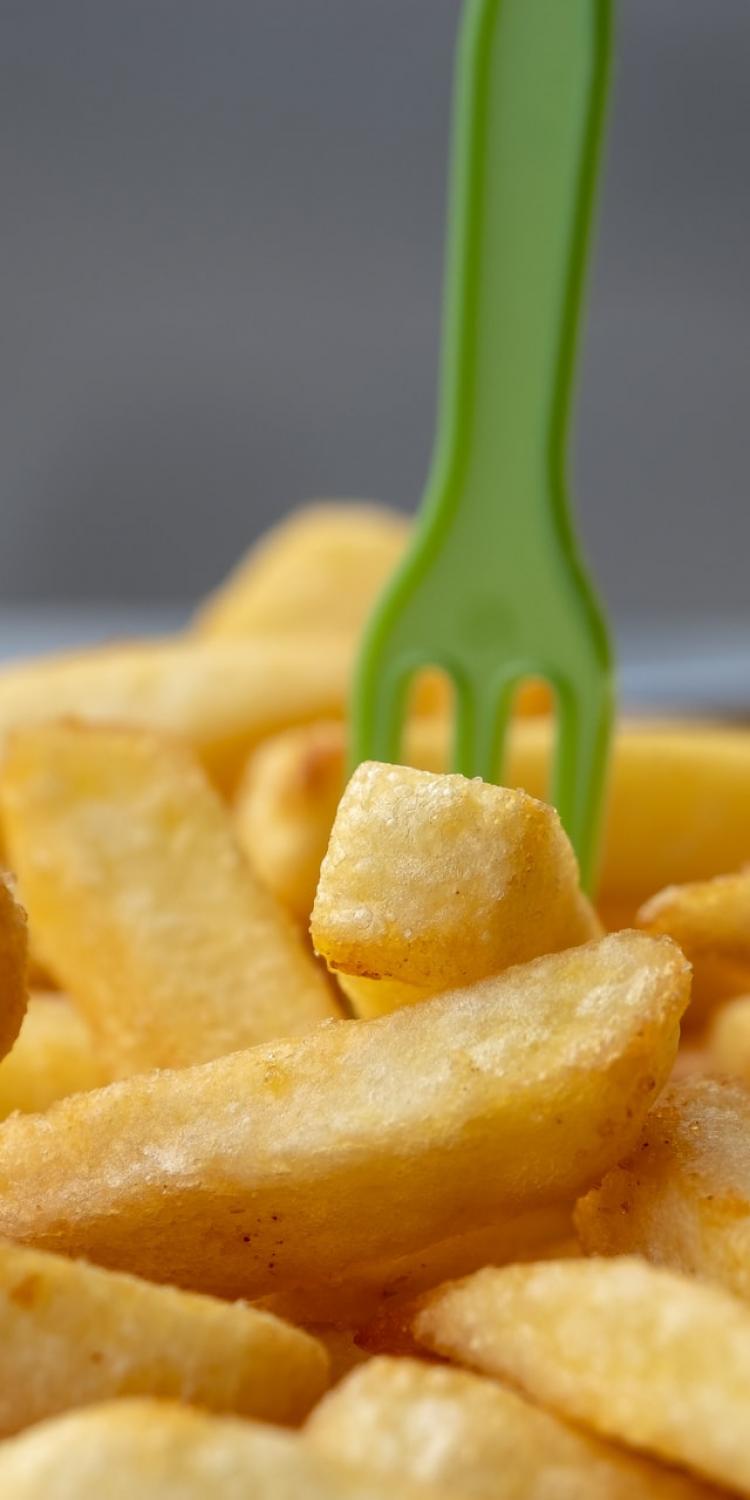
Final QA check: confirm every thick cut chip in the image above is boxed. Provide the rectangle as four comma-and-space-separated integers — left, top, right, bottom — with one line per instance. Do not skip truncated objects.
0, 634, 353, 795
639, 871, 750, 1023
576, 1077, 750, 1302
239, 717, 750, 933
414, 1258, 750, 1495
0, 724, 338, 1075
709, 994, 750, 1081
0, 932, 687, 1297
0, 873, 27, 1061
194, 502, 411, 640
312, 763, 598, 1012
308, 1355, 720, 1500
256, 1206, 575, 1328
0, 1241, 327, 1432
0, 1399, 447, 1500
0, 994, 103, 1118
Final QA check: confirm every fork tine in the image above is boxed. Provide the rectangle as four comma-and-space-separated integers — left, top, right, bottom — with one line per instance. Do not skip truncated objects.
350, 647, 410, 770
453, 673, 519, 785
552, 672, 614, 894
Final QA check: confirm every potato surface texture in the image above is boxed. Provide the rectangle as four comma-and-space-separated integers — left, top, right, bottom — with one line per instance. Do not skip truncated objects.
576, 1077, 750, 1301
0, 1240, 327, 1432
414, 1258, 750, 1495
256, 1205, 574, 1328
308, 1355, 720, 1500
0, 1399, 448, 1500
0, 932, 686, 1297
312, 762, 598, 1005
1, 724, 338, 1074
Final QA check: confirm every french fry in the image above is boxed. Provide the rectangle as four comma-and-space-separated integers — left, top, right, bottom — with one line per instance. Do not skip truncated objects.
0, 724, 338, 1075
256, 1206, 575, 1328
575, 1077, 750, 1302
0, 994, 103, 1118
639, 871, 750, 1024
238, 717, 750, 928
311, 763, 598, 1016
194, 502, 411, 640
0, 1240, 327, 1433
0, 932, 687, 1298
0, 1398, 448, 1500
236, 720, 355, 924
708, 993, 750, 1082
308, 1355, 719, 1500
0, 635, 354, 796
0, 873, 27, 1061
413, 1258, 750, 1496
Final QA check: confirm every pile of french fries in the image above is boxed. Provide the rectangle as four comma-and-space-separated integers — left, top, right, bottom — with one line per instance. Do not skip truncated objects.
0, 502, 748, 1496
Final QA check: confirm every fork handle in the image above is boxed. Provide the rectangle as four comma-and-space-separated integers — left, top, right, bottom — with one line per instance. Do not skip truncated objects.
428, 0, 612, 532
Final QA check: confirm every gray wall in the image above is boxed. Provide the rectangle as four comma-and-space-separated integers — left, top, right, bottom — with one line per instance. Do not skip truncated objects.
1, 0, 748, 622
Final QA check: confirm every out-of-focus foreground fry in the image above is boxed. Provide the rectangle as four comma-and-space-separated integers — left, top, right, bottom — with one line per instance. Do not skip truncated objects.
256, 1205, 574, 1329
311, 762, 598, 1017
0, 873, 27, 1061
0, 1399, 450, 1500
0, 932, 687, 1298
194, 502, 411, 640
237, 717, 750, 928
0, 724, 338, 1075
307, 1355, 719, 1500
638, 870, 750, 1024
0, 994, 103, 1118
575, 1077, 750, 1302
413, 1258, 750, 1496
0, 1240, 327, 1433
0, 634, 353, 796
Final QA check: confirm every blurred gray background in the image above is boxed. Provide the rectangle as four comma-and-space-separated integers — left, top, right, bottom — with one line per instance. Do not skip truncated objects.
1, 0, 749, 634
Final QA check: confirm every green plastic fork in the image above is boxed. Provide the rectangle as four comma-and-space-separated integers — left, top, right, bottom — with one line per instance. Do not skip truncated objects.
351, 0, 615, 892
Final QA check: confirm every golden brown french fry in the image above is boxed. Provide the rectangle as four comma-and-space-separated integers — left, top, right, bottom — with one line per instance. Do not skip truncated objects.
507, 719, 750, 926
0, 1240, 327, 1433
0, 1399, 448, 1500
0, 873, 27, 1061
0, 993, 103, 1118
194, 502, 410, 639
0, 932, 687, 1298
638, 871, 750, 1024
308, 1355, 720, 1500
0, 634, 353, 795
0, 724, 338, 1075
575, 1077, 750, 1302
256, 1206, 575, 1328
238, 717, 750, 929
311, 763, 598, 1016
414, 1258, 750, 1496
708, 993, 750, 1081
236, 720, 352, 924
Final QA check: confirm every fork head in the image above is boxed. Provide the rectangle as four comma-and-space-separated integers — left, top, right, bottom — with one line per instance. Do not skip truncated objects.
350, 525, 613, 896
